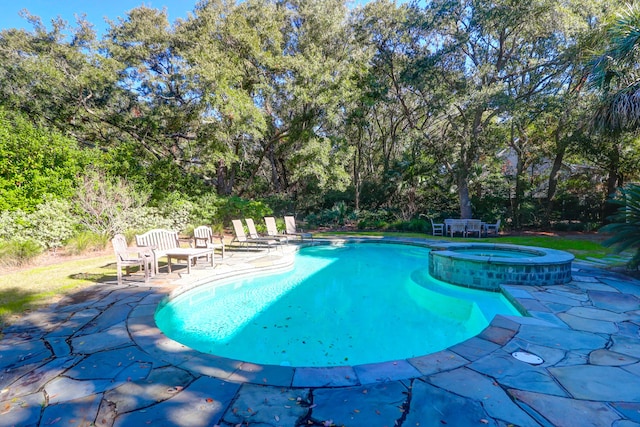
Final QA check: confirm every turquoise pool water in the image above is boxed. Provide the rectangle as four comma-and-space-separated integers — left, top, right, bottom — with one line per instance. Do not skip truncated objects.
155, 243, 522, 367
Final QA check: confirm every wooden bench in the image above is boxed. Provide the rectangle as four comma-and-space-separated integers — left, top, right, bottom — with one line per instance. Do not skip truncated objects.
135, 229, 181, 275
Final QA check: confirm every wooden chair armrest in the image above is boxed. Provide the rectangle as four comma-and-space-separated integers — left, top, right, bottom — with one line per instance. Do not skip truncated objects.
135, 245, 155, 254
193, 236, 209, 248
123, 247, 153, 259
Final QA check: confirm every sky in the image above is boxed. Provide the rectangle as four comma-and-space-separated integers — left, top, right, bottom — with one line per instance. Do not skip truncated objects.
0, 1, 215, 35
0, 0, 370, 36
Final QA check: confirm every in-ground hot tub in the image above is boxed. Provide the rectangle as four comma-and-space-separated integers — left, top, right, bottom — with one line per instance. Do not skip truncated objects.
429, 243, 574, 290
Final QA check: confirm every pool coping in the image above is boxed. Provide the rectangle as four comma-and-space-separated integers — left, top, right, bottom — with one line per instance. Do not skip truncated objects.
429, 242, 575, 265
128, 238, 583, 387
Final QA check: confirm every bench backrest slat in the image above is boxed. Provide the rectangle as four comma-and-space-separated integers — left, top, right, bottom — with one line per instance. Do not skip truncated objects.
135, 229, 180, 252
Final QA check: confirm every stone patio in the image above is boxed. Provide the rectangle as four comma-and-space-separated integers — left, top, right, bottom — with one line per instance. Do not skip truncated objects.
1, 238, 640, 426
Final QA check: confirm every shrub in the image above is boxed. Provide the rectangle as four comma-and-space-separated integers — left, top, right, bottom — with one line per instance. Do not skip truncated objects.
215, 196, 273, 225
0, 239, 43, 267
119, 206, 173, 234
392, 218, 430, 233
190, 193, 221, 226
16, 199, 75, 250
600, 184, 640, 270
0, 199, 75, 250
65, 231, 109, 255
0, 209, 26, 241
355, 209, 395, 230
74, 167, 149, 236
0, 108, 85, 212
156, 193, 195, 233
261, 194, 297, 217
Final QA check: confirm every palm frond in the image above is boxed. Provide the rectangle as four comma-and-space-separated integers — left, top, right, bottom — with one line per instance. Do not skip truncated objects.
593, 82, 640, 132
610, 4, 640, 63
601, 184, 640, 262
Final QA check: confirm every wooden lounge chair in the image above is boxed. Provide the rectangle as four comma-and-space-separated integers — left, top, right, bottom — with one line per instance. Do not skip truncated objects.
245, 218, 287, 244
284, 215, 313, 241
193, 225, 225, 259
264, 216, 289, 243
430, 218, 444, 236
484, 219, 501, 237
231, 219, 278, 251
112, 233, 153, 285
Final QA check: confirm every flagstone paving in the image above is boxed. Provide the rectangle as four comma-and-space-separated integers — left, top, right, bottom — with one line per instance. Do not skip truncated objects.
1, 239, 640, 426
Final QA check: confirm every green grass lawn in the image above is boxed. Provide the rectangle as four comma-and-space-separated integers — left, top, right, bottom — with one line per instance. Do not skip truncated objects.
0, 254, 116, 328
316, 231, 614, 261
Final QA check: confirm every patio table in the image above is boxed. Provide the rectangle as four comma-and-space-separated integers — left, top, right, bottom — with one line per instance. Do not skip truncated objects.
164, 247, 214, 274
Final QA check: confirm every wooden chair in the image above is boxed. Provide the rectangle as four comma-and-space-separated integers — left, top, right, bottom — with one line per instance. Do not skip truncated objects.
112, 234, 153, 285
430, 218, 444, 236
193, 225, 225, 259
484, 219, 501, 237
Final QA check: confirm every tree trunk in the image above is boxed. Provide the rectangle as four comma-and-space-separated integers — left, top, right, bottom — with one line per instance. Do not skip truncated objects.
216, 158, 236, 196
602, 146, 622, 222
457, 109, 484, 219
268, 145, 281, 192
216, 159, 227, 195
457, 173, 473, 219
354, 150, 360, 212
513, 151, 526, 229
544, 138, 566, 225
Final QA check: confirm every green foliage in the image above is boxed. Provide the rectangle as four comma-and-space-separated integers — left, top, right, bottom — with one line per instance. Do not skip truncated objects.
601, 184, 640, 269
215, 196, 273, 226
119, 207, 174, 235
0, 239, 43, 267
306, 207, 434, 233
65, 231, 109, 255
552, 221, 599, 232
155, 192, 195, 234
0, 108, 84, 211
0, 0, 637, 232
355, 209, 395, 230
590, 3, 640, 132
145, 159, 209, 202
391, 219, 430, 234
24, 199, 76, 250
189, 193, 221, 226
96, 142, 152, 190
260, 194, 297, 217
304, 202, 356, 228
1, 199, 76, 250
0, 209, 26, 240
307, 202, 352, 227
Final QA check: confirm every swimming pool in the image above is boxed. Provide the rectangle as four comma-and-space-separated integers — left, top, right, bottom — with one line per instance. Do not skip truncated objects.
156, 243, 522, 367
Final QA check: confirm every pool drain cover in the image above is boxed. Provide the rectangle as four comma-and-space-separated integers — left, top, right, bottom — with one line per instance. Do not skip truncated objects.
512, 351, 544, 365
